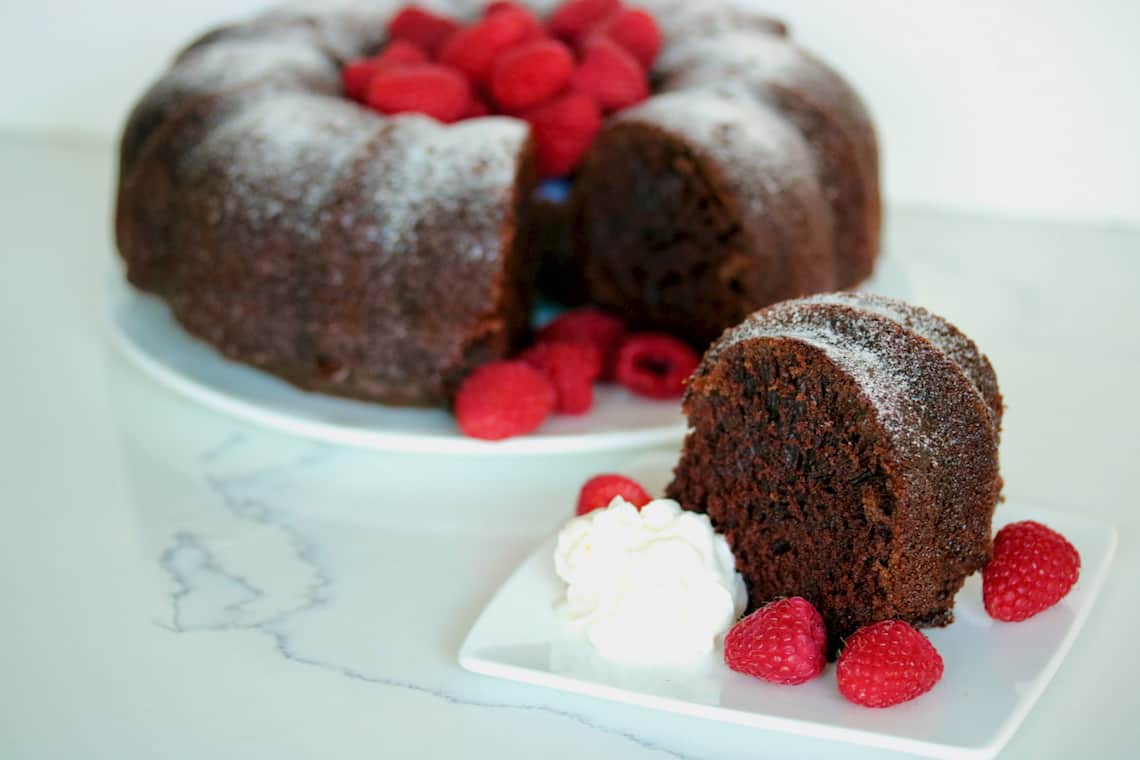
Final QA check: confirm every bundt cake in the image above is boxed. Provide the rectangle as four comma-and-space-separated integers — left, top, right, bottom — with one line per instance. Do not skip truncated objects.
667, 293, 1003, 654
115, 0, 881, 406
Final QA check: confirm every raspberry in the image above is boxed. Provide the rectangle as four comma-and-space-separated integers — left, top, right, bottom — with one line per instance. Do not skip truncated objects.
536, 308, 626, 379
342, 59, 383, 102
549, 0, 621, 43
376, 39, 431, 68
593, 8, 662, 69
463, 95, 492, 119
491, 39, 575, 113
614, 333, 699, 399
570, 38, 649, 113
366, 64, 472, 123
342, 42, 430, 101
485, 0, 528, 15
386, 6, 461, 56
724, 598, 827, 685
455, 361, 556, 440
520, 340, 601, 415
524, 93, 602, 177
576, 474, 652, 515
836, 621, 944, 708
439, 11, 539, 83
483, 3, 545, 40
983, 521, 1081, 622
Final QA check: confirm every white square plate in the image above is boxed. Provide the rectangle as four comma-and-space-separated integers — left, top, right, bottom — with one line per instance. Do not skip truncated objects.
459, 503, 1116, 759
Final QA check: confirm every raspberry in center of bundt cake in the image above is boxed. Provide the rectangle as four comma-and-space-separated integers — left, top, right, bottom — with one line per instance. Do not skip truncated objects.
341, 2, 663, 178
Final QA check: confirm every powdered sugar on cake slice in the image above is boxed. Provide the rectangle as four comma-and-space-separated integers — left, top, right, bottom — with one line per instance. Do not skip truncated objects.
701, 296, 998, 475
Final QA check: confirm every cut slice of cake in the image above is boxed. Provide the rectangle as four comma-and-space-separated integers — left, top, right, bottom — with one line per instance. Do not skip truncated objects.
667, 293, 1002, 654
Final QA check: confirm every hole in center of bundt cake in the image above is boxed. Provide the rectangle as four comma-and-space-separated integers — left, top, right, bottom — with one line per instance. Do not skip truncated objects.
667, 339, 899, 656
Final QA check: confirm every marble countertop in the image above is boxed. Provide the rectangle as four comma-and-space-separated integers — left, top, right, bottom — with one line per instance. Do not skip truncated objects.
2, 135, 1138, 759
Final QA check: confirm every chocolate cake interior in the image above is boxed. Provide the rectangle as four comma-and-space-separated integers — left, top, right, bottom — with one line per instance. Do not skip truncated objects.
669, 339, 900, 654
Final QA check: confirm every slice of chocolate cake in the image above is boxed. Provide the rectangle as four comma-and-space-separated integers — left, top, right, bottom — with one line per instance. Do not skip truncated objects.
667, 293, 1002, 654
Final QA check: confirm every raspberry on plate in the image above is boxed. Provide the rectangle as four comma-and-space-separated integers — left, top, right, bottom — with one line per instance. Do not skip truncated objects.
366, 64, 472, 123
724, 597, 827, 685
614, 333, 700, 399
524, 93, 602, 177
491, 39, 576, 113
536, 308, 626, 379
983, 520, 1081, 622
520, 340, 602, 415
836, 620, 944, 708
455, 361, 556, 440
570, 37, 649, 113
576, 473, 652, 515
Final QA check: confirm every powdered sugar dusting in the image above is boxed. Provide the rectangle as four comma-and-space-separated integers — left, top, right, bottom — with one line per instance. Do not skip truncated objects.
658, 32, 875, 138
803, 293, 1002, 431
351, 114, 529, 262
700, 297, 999, 473
620, 91, 818, 207
631, 0, 786, 51
728, 303, 922, 442
165, 38, 338, 99
183, 92, 379, 238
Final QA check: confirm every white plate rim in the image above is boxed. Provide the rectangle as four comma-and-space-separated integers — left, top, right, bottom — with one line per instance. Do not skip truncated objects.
458, 504, 1118, 759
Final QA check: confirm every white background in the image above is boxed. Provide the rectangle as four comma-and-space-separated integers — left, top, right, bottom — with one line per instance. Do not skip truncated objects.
1, 0, 1138, 226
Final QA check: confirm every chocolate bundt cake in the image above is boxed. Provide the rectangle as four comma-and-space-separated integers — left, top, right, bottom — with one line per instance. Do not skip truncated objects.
116, 0, 880, 406
667, 293, 1002, 653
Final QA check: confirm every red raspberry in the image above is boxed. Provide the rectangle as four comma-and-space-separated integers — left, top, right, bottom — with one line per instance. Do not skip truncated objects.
724, 598, 827, 686
439, 11, 539, 83
983, 521, 1081, 622
376, 39, 431, 68
483, 3, 544, 39
549, 0, 621, 43
386, 6, 461, 56
455, 361, 556, 440
524, 93, 602, 177
342, 59, 382, 102
342, 42, 430, 102
485, 1, 523, 15
614, 333, 699, 399
463, 95, 492, 119
491, 40, 575, 113
593, 8, 662, 69
576, 474, 652, 515
520, 340, 601, 415
570, 38, 649, 113
366, 64, 472, 123
537, 308, 626, 379
837, 621, 944, 708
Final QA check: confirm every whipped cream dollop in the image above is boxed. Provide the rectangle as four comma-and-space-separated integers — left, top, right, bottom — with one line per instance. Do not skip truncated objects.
554, 497, 747, 663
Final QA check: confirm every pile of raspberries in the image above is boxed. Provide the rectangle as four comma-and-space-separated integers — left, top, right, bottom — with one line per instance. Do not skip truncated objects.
342, 1, 661, 177
455, 308, 699, 441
